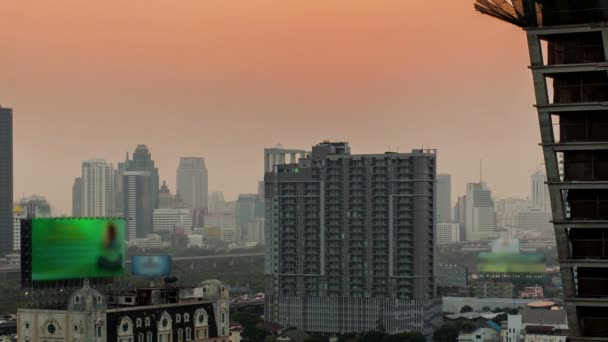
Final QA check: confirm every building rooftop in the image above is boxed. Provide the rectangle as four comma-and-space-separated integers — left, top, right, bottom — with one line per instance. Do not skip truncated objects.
521, 308, 567, 326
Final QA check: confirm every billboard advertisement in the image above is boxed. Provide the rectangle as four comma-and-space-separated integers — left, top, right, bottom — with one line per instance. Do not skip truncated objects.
131, 255, 172, 277
32, 218, 126, 280
478, 236, 546, 273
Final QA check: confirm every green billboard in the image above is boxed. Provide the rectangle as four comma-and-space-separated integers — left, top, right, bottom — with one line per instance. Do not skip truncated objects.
32, 218, 126, 280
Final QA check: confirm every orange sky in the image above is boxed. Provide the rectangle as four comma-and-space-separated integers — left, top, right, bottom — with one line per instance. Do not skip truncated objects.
0, 0, 540, 215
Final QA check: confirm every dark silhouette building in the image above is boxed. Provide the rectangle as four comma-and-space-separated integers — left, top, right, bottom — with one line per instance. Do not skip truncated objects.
0, 106, 12, 256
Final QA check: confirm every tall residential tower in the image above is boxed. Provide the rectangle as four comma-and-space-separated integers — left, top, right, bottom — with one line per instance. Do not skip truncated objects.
264, 142, 439, 335
476, 2, 608, 339
0, 106, 12, 255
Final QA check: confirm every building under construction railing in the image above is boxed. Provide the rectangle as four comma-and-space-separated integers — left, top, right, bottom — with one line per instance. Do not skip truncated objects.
477, 0, 608, 340
475, 0, 608, 27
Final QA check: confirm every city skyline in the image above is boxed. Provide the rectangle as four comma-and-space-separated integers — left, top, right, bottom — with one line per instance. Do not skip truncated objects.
1, 0, 542, 215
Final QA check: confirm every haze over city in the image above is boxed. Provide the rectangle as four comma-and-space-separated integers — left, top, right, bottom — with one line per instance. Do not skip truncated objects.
1, 0, 540, 215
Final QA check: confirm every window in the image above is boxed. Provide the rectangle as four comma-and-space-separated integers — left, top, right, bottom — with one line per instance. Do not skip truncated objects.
97, 326, 102, 337
177, 328, 183, 342
75, 296, 80, 303
47, 324, 56, 334
97, 295, 103, 304
136, 318, 142, 328
138, 333, 144, 342
145, 318, 151, 327
185, 327, 192, 341
147, 332, 153, 342
184, 314, 190, 323
176, 314, 181, 323
24, 322, 30, 329
221, 313, 225, 323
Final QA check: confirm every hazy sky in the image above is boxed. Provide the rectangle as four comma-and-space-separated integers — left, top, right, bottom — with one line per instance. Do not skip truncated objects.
0, 0, 540, 215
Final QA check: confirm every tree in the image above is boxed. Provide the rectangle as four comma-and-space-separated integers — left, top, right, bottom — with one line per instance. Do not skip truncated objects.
433, 322, 474, 342
460, 305, 474, 313
242, 326, 269, 342
481, 306, 491, 312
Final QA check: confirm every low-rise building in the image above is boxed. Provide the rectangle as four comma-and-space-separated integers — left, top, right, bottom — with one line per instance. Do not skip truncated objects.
153, 208, 192, 237
457, 327, 500, 342
473, 281, 514, 299
519, 286, 544, 299
17, 279, 231, 342
127, 234, 170, 250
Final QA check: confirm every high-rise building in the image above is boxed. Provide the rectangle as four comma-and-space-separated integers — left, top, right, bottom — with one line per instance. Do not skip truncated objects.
476, 2, 608, 338
462, 182, 497, 241
17, 195, 51, 218
204, 202, 238, 243
114, 153, 128, 217
72, 177, 83, 217
0, 106, 12, 256
531, 168, 551, 211
12, 205, 25, 251
177, 157, 208, 211
81, 159, 115, 217
123, 171, 155, 240
153, 208, 193, 237
437, 174, 452, 222
495, 198, 531, 228
437, 222, 460, 244
208, 191, 224, 213
236, 194, 264, 242
159, 180, 185, 209
264, 141, 440, 335
122, 145, 160, 239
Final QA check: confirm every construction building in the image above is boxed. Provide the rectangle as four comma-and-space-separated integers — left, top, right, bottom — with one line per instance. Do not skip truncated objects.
476, 1, 608, 339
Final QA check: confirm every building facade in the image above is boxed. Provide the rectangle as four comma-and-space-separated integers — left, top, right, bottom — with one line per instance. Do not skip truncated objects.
72, 177, 83, 217
153, 208, 193, 237
0, 106, 12, 256
177, 157, 208, 211
531, 168, 551, 211
476, 2, 608, 339
17, 280, 231, 342
437, 222, 460, 244
123, 171, 155, 240
464, 183, 497, 241
436, 174, 452, 223
205, 202, 238, 243
82, 159, 115, 217
264, 142, 439, 335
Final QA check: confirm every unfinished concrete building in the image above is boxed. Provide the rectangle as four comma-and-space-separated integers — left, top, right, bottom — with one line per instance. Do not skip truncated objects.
476, 1, 608, 339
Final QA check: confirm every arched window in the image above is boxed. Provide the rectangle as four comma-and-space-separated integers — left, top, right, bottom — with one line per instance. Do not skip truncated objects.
177, 328, 183, 342
145, 317, 151, 327
175, 314, 181, 323
185, 327, 192, 341
183, 313, 190, 323
147, 332, 153, 342
136, 318, 142, 328
138, 333, 144, 342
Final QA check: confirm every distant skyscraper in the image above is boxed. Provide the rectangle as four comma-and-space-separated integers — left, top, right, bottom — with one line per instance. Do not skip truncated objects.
81, 159, 115, 217
204, 201, 238, 242
208, 191, 224, 213
0, 106, 12, 255
177, 157, 208, 211
114, 153, 128, 217
159, 180, 185, 209
463, 182, 497, 241
123, 145, 159, 239
123, 171, 154, 240
436, 174, 452, 222
236, 194, 264, 242
531, 168, 551, 211
72, 177, 83, 217
265, 141, 439, 335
